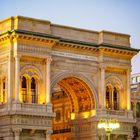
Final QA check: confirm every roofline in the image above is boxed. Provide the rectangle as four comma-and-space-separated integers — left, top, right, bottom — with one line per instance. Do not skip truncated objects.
0, 16, 130, 37
0, 15, 51, 24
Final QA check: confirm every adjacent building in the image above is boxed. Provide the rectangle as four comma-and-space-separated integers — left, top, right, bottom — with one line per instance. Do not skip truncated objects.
131, 73, 140, 139
0, 16, 139, 140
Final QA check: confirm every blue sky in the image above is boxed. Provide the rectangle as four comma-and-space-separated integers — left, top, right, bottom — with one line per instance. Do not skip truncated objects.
0, 0, 140, 73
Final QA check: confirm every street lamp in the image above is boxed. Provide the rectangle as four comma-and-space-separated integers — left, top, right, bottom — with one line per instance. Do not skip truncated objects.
98, 118, 120, 140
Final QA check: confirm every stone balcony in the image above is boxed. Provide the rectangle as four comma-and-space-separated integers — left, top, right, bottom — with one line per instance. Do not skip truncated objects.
0, 102, 55, 117
96, 109, 134, 122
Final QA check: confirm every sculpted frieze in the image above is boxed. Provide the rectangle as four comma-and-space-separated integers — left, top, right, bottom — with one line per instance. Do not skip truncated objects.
21, 59, 44, 65
104, 57, 130, 65
12, 116, 52, 127
106, 70, 126, 75
18, 44, 50, 56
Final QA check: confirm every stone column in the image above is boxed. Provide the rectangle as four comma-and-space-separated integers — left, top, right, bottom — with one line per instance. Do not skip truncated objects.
99, 64, 106, 110
15, 55, 20, 103
126, 68, 131, 110
46, 57, 52, 104
13, 128, 22, 140
46, 129, 52, 140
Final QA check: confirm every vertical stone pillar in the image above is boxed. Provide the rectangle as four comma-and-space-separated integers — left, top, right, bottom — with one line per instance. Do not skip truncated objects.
46, 129, 52, 140
46, 57, 52, 104
126, 68, 131, 110
99, 64, 106, 110
7, 55, 12, 104
15, 55, 20, 103
13, 128, 22, 140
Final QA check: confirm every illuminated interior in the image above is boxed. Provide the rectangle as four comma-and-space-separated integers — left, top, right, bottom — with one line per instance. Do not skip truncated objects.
51, 77, 95, 140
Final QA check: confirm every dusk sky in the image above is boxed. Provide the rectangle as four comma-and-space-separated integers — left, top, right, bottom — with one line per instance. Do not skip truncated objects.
0, 0, 140, 74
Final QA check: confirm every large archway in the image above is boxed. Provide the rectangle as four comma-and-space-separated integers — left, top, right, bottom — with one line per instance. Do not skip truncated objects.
51, 76, 96, 140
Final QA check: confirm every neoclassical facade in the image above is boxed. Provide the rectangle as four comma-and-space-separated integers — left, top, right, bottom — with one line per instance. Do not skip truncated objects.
0, 16, 139, 140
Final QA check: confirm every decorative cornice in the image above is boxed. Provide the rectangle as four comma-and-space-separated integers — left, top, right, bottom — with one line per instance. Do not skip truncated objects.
0, 29, 139, 58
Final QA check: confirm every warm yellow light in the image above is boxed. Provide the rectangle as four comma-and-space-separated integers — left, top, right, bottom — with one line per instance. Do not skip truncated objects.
116, 122, 120, 128
39, 94, 45, 104
91, 110, 96, 116
71, 113, 75, 120
83, 111, 90, 118
19, 92, 22, 102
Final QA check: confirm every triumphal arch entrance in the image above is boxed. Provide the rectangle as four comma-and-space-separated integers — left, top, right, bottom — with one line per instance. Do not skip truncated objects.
0, 16, 139, 140
51, 75, 96, 140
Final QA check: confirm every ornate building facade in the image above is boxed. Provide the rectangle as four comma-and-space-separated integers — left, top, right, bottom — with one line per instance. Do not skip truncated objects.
131, 73, 140, 140
0, 16, 139, 140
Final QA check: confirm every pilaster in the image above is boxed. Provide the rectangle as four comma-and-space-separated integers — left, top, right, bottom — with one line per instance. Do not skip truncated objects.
7, 38, 14, 109
99, 63, 106, 110
15, 55, 21, 103
46, 57, 52, 104
13, 128, 22, 140
126, 68, 131, 110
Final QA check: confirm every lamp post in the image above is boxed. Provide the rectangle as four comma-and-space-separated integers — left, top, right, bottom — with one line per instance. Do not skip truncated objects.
98, 118, 120, 140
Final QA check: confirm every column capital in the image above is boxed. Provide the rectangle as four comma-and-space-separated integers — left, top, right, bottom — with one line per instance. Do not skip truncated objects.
98, 63, 106, 70
13, 128, 22, 136
46, 56, 52, 63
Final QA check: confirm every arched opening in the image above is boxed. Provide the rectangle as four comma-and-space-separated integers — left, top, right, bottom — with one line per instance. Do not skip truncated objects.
21, 76, 27, 103
105, 85, 119, 110
20, 76, 38, 104
106, 76, 122, 110
51, 76, 95, 140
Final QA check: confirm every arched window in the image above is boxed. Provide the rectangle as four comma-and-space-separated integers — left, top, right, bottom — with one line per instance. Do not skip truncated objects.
31, 78, 37, 103
106, 86, 111, 109
106, 85, 119, 110
22, 76, 27, 103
